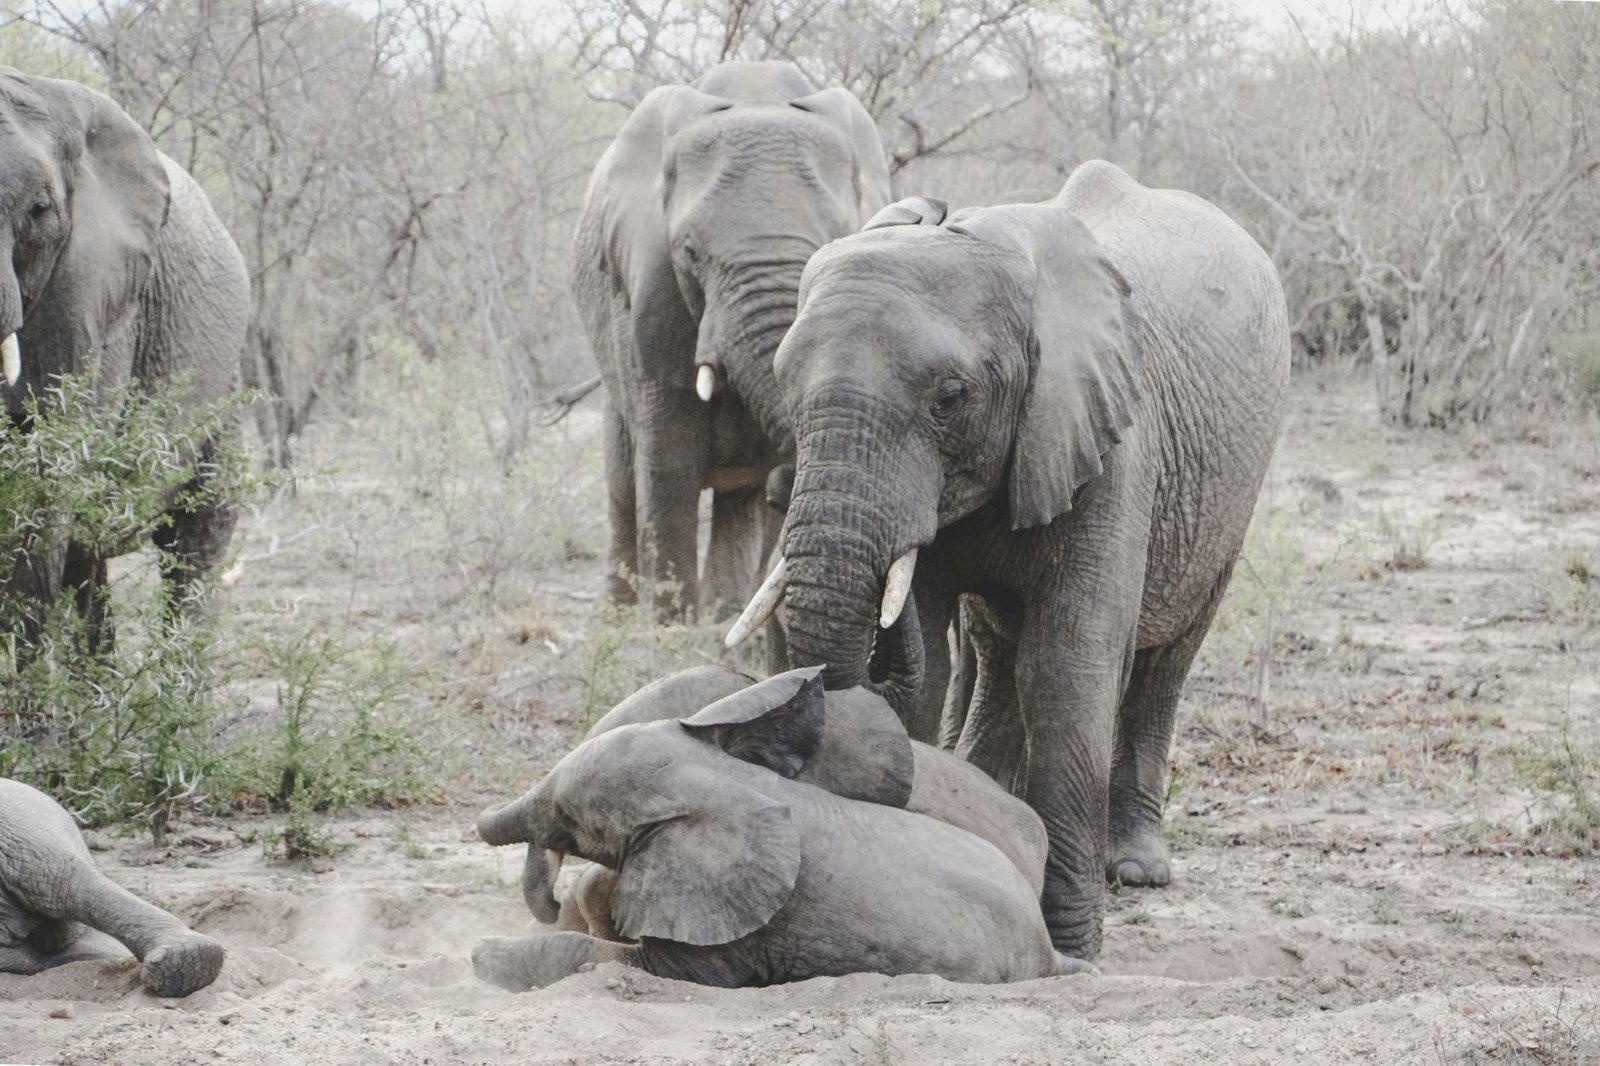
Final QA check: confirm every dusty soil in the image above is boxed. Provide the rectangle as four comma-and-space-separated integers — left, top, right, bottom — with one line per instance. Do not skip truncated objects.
2, 369, 1597, 1064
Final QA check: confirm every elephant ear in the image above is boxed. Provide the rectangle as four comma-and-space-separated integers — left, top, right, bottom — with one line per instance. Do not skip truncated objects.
594, 84, 733, 390
863, 196, 947, 230
788, 88, 893, 222
612, 775, 801, 946
953, 203, 1141, 530
12, 74, 169, 378
680, 666, 825, 778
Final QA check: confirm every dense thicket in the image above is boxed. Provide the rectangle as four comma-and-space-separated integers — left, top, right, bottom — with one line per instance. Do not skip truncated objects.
4, 0, 1595, 443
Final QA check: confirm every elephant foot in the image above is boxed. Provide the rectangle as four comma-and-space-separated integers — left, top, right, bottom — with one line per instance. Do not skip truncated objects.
472, 935, 541, 992
141, 931, 225, 998
1106, 829, 1172, 888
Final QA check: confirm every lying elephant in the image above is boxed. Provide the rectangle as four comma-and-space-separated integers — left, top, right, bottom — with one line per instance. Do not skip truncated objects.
473, 668, 1077, 989
524, 664, 1047, 937
0, 778, 224, 997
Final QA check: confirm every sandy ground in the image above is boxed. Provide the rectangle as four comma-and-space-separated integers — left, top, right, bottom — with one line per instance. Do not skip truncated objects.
2, 369, 1597, 1064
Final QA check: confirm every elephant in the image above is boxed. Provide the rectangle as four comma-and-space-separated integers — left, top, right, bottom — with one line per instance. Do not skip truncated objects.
0, 778, 225, 996
0, 69, 249, 647
521, 664, 1048, 935
572, 60, 891, 623
728, 161, 1291, 962
472, 668, 1077, 989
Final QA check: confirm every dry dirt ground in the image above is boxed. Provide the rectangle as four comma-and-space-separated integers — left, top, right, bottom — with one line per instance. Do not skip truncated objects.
2, 368, 1597, 1064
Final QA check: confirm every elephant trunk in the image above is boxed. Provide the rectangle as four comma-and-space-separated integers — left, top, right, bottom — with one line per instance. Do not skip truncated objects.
476, 785, 557, 848
710, 256, 807, 456
479, 785, 570, 923
781, 416, 930, 714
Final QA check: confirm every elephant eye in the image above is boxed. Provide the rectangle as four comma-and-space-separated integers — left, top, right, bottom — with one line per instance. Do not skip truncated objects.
930, 379, 967, 419
28, 200, 51, 221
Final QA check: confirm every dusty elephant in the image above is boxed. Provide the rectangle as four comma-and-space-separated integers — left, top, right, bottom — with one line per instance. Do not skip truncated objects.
473, 668, 1076, 989
0, 778, 224, 997
572, 60, 890, 622
0, 69, 249, 647
521, 664, 1048, 936
730, 161, 1291, 961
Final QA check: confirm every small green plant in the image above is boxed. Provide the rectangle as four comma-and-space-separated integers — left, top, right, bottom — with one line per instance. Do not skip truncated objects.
1513, 712, 1599, 858
221, 628, 439, 828
1374, 508, 1442, 571
1269, 894, 1312, 918
1121, 910, 1153, 925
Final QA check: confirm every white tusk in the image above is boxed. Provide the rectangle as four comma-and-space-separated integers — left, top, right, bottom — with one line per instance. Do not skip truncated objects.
1, 333, 18, 387
879, 548, 917, 629
696, 364, 717, 402
724, 556, 787, 648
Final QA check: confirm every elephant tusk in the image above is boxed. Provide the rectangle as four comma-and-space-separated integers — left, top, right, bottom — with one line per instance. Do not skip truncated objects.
1, 333, 18, 387
696, 364, 717, 402
724, 556, 787, 648
879, 548, 917, 629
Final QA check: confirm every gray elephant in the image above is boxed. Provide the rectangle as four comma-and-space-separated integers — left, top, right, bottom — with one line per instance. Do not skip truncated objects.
573, 60, 890, 622
0, 778, 224, 996
522, 664, 1048, 936
727, 161, 1290, 962
473, 668, 1075, 989
0, 70, 249, 645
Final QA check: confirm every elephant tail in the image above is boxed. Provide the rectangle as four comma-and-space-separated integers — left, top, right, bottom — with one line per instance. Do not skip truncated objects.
538, 374, 602, 426
1052, 951, 1099, 978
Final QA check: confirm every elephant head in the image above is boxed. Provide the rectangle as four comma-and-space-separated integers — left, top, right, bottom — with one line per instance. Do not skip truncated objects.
479, 667, 840, 945
594, 61, 890, 453
739, 196, 1140, 712
0, 69, 170, 409
505, 665, 917, 929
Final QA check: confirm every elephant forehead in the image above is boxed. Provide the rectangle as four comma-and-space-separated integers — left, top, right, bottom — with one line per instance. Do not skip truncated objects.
671, 109, 852, 170
799, 235, 1023, 334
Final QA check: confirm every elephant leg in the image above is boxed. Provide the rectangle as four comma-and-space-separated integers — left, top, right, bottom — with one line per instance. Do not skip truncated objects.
61, 542, 112, 654
151, 438, 239, 620
6, 851, 223, 997
1017, 569, 1141, 962
633, 389, 708, 623
571, 864, 621, 941
1107, 570, 1231, 888
939, 611, 978, 752
602, 398, 639, 608
701, 485, 765, 623
471, 931, 637, 992
895, 577, 956, 745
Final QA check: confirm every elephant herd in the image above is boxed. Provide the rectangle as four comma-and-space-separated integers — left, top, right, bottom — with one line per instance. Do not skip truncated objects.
0, 57, 1288, 994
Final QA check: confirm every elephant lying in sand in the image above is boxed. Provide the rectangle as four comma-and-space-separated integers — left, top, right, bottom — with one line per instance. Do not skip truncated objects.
522, 664, 1048, 938
0, 779, 224, 997
472, 668, 1078, 989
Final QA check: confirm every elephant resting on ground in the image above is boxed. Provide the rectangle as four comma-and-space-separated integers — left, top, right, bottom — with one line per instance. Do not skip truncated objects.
0, 69, 249, 648
521, 664, 1048, 939
472, 668, 1078, 989
0, 778, 224, 997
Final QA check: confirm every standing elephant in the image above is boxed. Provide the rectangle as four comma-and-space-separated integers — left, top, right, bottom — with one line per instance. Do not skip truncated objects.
573, 60, 890, 622
0, 778, 225, 997
730, 161, 1290, 962
0, 70, 249, 644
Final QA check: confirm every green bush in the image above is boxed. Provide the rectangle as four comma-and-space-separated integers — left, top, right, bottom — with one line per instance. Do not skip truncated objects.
0, 374, 255, 840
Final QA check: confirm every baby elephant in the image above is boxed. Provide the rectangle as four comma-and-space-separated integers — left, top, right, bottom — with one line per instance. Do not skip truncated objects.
0, 778, 224, 997
528, 665, 1047, 937
473, 668, 1075, 989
